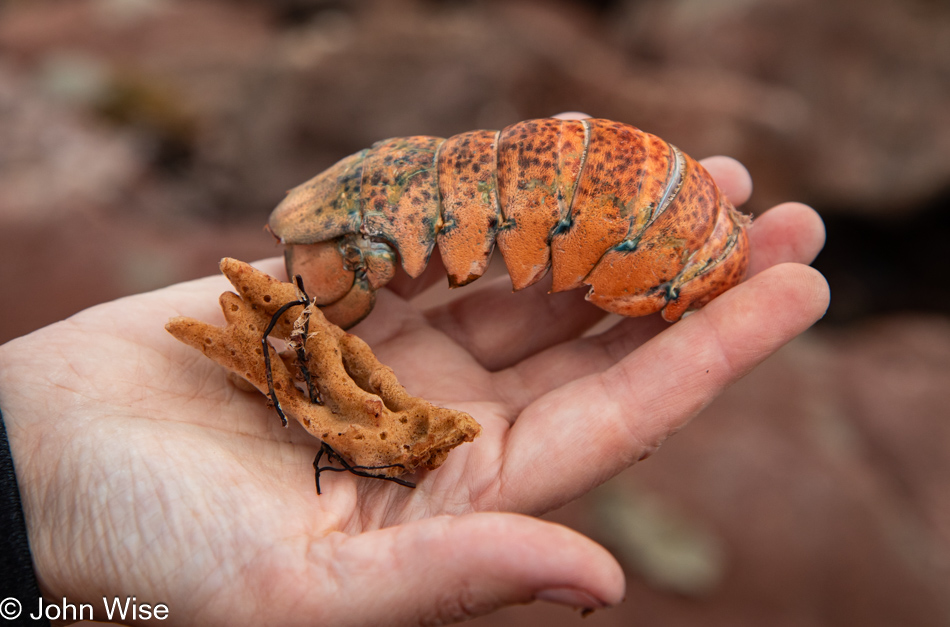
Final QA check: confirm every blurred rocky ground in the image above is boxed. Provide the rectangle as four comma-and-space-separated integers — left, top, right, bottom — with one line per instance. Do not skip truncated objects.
0, 0, 947, 625
472, 315, 950, 626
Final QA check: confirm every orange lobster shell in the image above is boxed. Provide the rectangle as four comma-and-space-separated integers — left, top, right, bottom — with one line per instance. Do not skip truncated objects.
268, 118, 751, 328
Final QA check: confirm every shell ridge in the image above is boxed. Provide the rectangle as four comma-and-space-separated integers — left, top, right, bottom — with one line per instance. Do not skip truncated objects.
651, 144, 686, 226
495, 124, 507, 227
432, 136, 446, 246
495, 124, 515, 231
548, 118, 591, 242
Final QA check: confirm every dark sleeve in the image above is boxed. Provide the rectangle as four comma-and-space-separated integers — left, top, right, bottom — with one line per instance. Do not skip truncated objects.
0, 408, 51, 626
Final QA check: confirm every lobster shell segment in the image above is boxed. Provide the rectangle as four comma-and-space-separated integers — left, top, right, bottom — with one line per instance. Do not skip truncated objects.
550, 119, 682, 293
359, 136, 445, 279
495, 118, 587, 290
435, 130, 502, 287
268, 118, 751, 329
283, 241, 355, 305
270, 149, 366, 245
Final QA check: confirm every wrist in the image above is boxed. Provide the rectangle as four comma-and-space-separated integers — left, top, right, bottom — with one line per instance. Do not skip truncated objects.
0, 405, 51, 626
0, 341, 69, 611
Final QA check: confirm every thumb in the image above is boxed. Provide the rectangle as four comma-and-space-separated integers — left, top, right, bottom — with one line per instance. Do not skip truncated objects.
299, 512, 625, 626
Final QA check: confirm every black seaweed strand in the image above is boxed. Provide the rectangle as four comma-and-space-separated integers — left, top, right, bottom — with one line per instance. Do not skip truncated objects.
313, 443, 416, 495
261, 298, 309, 426
291, 275, 322, 405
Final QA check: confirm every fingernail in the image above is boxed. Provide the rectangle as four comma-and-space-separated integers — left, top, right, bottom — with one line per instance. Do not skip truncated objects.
535, 587, 609, 609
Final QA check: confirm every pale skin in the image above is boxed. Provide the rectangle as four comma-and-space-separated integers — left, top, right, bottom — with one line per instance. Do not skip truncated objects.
0, 113, 829, 626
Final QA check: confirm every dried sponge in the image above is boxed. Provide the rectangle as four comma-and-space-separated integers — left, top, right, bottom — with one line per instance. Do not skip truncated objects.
166, 258, 480, 480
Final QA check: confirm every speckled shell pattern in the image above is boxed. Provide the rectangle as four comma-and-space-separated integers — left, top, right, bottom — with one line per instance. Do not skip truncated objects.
268, 118, 751, 329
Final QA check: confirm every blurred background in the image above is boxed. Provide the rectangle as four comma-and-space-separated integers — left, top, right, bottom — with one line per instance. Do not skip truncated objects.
1, 0, 948, 624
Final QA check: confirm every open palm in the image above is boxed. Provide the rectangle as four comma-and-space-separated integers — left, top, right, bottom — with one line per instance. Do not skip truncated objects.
0, 158, 828, 627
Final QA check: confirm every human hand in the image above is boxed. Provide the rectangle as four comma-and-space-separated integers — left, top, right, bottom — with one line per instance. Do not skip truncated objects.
0, 143, 828, 626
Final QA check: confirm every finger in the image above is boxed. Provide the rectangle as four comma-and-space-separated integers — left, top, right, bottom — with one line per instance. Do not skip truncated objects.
495, 263, 829, 512
424, 273, 607, 371
747, 202, 825, 276
62, 257, 289, 351
281, 513, 624, 625
552, 111, 592, 120
699, 155, 753, 206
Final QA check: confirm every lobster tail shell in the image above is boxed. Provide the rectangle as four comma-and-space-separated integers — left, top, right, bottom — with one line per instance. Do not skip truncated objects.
268, 118, 751, 328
